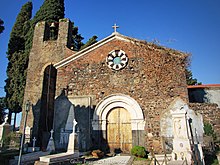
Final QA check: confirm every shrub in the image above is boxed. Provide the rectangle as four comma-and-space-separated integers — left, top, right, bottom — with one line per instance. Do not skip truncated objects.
204, 122, 217, 140
204, 123, 214, 136
1, 132, 21, 148
131, 146, 147, 158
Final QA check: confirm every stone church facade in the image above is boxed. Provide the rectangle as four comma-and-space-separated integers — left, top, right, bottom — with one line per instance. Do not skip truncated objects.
21, 18, 190, 153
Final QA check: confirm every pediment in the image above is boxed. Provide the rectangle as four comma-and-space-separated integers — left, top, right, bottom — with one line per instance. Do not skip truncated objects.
54, 32, 187, 69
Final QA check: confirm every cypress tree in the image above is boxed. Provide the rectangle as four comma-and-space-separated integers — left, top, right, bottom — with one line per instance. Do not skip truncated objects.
7, 2, 32, 58
0, 97, 6, 124
71, 23, 98, 51
71, 23, 84, 51
185, 69, 201, 85
32, 0, 65, 25
0, 19, 4, 34
5, 2, 32, 126
0, 20, 5, 123
80, 35, 98, 50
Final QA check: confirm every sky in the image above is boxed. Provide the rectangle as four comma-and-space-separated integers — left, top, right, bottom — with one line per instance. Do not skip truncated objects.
0, 0, 220, 98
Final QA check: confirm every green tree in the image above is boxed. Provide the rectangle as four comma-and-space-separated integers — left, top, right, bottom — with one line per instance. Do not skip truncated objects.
5, 2, 32, 127
185, 69, 199, 85
0, 20, 4, 125
80, 35, 98, 50
185, 55, 201, 85
0, 19, 4, 34
32, 0, 65, 25
0, 97, 6, 124
71, 23, 84, 51
71, 22, 98, 51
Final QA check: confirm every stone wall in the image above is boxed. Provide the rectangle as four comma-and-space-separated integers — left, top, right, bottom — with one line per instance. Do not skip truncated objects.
189, 103, 220, 138
188, 86, 220, 107
56, 38, 188, 152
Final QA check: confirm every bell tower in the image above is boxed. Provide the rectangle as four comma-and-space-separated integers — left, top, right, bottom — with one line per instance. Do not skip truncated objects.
20, 18, 73, 148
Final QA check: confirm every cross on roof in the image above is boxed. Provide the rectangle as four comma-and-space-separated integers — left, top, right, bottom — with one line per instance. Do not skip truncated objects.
112, 23, 119, 33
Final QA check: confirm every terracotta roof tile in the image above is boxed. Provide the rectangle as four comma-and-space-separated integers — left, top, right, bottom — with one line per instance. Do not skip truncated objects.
187, 84, 220, 89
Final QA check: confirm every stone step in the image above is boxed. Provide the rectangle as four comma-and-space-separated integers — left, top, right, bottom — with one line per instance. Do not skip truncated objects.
39, 152, 79, 163
89, 156, 132, 165
10, 151, 50, 165
168, 160, 187, 165
34, 161, 49, 165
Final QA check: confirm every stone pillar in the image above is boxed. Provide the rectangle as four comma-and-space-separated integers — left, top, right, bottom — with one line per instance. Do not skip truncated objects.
25, 126, 31, 144
67, 119, 77, 153
57, 18, 72, 48
0, 122, 11, 147
171, 108, 192, 164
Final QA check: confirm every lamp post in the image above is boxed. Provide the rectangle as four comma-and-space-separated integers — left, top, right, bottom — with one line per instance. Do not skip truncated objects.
18, 100, 30, 165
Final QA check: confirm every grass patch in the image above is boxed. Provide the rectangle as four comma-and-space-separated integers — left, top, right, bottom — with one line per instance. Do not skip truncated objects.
211, 159, 219, 165
134, 156, 148, 161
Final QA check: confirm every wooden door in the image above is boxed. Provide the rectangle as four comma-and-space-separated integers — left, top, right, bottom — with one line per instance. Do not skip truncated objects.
107, 107, 132, 153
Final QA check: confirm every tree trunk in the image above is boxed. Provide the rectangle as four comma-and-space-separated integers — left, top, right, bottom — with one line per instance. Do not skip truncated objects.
13, 112, 17, 131
7, 110, 12, 124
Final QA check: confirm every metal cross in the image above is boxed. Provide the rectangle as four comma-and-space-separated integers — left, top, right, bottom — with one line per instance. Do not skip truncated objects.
112, 23, 119, 33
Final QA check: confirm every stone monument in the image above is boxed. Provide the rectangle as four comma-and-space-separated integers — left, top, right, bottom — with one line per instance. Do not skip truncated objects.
39, 105, 78, 163
0, 116, 11, 147
170, 98, 205, 164
25, 126, 31, 143
64, 104, 78, 153
46, 129, 55, 152
171, 108, 192, 163
59, 105, 75, 148
67, 118, 77, 153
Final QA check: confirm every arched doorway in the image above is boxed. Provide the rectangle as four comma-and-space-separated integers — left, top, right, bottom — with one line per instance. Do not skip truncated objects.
107, 107, 132, 153
92, 94, 145, 153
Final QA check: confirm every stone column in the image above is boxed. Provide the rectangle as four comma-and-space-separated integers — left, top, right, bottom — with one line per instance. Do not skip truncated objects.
171, 108, 192, 164
67, 119, 77, 153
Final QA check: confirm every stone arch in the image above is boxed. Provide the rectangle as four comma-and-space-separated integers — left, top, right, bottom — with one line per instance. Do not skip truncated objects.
92, 94, 145, 131
40, 62, 56, 76
38, 64, 57, 148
